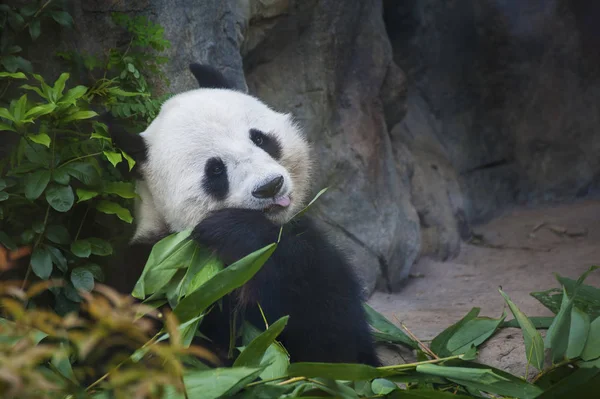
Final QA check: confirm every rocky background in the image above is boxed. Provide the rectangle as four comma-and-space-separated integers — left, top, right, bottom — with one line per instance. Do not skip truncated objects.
29, 0, 600, 295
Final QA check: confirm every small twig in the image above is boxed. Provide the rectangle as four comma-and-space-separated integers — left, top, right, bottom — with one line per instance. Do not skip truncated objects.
277, 377, 306, 386
23, 0, 54, 29
395, 317, 439, 360
377, 354, 463, 371
531, 359, 573, 383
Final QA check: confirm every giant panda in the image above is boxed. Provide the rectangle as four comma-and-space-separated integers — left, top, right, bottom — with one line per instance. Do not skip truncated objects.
107, 63, 379, 366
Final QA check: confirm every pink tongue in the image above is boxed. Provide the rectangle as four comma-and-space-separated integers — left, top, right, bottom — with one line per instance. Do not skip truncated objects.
274, 196, 291, 207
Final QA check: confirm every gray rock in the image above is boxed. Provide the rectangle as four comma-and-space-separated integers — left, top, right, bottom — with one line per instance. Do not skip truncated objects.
390, 94, 469, 261
385, 0, 600, 223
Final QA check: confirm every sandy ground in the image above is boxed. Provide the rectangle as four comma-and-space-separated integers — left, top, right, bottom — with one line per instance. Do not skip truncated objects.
368, 199, 600, 376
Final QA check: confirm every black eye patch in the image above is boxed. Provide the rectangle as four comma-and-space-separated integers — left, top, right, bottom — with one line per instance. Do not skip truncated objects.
250, 129, 282, 160
203, 157, 229, 200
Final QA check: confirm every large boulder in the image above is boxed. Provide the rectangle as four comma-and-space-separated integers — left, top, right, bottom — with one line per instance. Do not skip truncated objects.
384, 0, 600, 222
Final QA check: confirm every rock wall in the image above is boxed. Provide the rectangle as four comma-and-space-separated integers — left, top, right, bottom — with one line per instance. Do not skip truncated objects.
23, 0, 600, 294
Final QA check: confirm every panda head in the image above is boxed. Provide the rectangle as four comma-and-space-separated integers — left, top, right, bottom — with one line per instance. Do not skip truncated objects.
110, 64, 312, 241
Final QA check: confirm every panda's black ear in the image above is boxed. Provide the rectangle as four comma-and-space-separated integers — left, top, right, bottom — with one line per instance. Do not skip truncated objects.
98, 112, 147, 176
189, 63, 234, 90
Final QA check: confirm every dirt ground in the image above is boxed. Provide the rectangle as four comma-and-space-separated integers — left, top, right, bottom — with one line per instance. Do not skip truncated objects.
369, 199, 600, 376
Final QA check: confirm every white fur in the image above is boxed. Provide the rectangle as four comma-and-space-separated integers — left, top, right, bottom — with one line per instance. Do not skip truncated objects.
132, 88, 312, 241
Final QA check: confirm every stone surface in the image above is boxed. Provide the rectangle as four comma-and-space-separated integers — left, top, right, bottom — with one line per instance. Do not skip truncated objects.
384, 0, 600, 224
370, 199, 600, 375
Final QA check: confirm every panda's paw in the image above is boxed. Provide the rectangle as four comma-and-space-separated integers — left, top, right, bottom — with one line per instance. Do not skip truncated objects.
191, 208, 278, 264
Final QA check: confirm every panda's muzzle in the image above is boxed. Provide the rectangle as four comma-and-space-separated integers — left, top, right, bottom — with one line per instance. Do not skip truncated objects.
252, 175, 284, 199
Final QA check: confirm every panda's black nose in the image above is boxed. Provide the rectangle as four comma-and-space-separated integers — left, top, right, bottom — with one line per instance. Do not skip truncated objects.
252, 175, 284, 199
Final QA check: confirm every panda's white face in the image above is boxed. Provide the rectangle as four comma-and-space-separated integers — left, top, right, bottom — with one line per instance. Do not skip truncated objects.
133, 88, 312, 240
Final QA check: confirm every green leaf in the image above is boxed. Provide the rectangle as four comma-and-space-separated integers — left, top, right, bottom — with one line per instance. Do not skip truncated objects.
174, 244, 276, 324
71, 240, 92, 258
20, 84, 45, 100
103, 181, 135, 198
24, 170, 51, 200
2, 55, 32, 73
45, 185, 74, 212
183, 255, 223, 297
0, 192, 8, 201
71, 267, 94, 292
370, 379, 397, 395
76, 189, 99, 202
58, 85, 88, 106
51, 11, 74, 27
85, 264, 105, 281
566, 307, 590, 359
13, 94, 28, 122
183, 367, 263, 399
62, 110, 98, 123
363, 303, 417, 349
61, 162, 101, 186
24, 141, 50, 166
52, 168, 70, 185
287, 362, 385, 380
499, 289, 545, 370
87, 237, 112, 256
121, 151, 136, 171
0, 107, 16, 122
0, 122, 16, 132
30, 247, 53, 279
443, 361, 544, 399
234, 316, 289, 368
46, 246, 68, 272
24, 104, 57, 119
545, 288, 573, 362
52, 73, 70, 99
446, 314, 505, 355
51, 344, 76, 383
103, 151, 122, 167
132, 230, 194, 298
581, 316, 600, 361
45, 225, 71, 245
417, 364, 508, 384
96, 200, 132, 223
431, 308, 480, 357
27, 133, 51, 147
0, 72, 27, 79
257, 342, 289, 380
29, 19, 41, 40
555, 267, 600, 319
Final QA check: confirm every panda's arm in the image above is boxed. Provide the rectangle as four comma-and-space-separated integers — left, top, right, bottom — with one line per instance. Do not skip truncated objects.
192, 208, 379, 365
191, 208, 282, 265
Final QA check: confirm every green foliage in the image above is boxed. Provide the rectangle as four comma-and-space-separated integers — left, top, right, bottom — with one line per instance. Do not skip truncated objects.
58, 12, 171, 125
0, 7, 170, 314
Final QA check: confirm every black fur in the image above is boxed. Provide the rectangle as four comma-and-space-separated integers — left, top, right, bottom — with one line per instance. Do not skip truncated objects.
191, 208, 380, 366
203, 157, 229, 200
190, 63, 234, 90
250, 129, 282, 160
